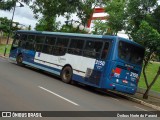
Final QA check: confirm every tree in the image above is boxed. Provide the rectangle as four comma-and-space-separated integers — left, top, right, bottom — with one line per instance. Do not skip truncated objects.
30, 0, 101, 32
125, 1, 160, 99
104, 0, 160, 98
92, 20, 108, 35
0, 0, 32, 39
134, 21, 160, 99
105, 0, 126, 35
0, 0, 31, 10
35, 17, 60, 31
0, 17, 22, 36
0, 17, 10, 33
150, 5, 160, 33
125, 0, 158, 37
30, 0, 75, 31
103, 0, 160, 99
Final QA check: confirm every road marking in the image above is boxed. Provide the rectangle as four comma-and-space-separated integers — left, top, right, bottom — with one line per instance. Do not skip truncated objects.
38, 86, 79, 106
134, 106, 148, 111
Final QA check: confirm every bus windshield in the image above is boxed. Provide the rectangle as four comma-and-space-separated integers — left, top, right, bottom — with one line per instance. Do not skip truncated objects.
118, 41, 144, 65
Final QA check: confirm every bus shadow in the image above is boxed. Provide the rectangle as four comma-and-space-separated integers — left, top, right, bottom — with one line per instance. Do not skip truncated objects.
11, 62, 130, 101
73, 83, 129, 100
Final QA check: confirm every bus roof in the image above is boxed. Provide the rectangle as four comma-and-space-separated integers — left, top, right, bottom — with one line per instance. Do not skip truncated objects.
16, 30, 117, 39
16, 30, 144, 48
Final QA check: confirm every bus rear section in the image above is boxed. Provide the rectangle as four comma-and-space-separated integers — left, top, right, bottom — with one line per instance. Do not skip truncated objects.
104, 40, 144, 94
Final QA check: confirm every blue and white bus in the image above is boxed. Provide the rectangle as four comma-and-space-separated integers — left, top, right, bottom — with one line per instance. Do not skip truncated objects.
9, 30, 145, 94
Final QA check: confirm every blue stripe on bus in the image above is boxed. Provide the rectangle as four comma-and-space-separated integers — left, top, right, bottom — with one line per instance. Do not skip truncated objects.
23, 61, 60, 75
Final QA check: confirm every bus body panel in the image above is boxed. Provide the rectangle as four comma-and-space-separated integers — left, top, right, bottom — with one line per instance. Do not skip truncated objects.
34, 52, 96, 77
34, 52, 106, 87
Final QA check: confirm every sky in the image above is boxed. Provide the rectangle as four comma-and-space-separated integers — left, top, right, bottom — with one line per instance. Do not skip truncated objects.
0, 2, 79, 30
0, 3, 37, 29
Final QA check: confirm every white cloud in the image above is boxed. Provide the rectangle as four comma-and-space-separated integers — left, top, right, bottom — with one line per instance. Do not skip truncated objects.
0, 3, 37, 29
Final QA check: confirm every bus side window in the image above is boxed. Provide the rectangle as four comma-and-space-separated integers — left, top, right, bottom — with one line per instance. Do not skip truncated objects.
83, 41, 102, 58
12, 33, 21, 48
19, 41, 26, 48
25, 42, 34, 51
35, 35, 45, 52
101, 42, 109, 59
35, 35, 45, 44
68, 39, 84, 55
83, 41, 95, 58
25, 35, 35, 51
20, 34, 27, 41
94, 41, 103, 58
27, 35, 35, 42
45, 36, 56, 45
94, 41, 103, 53
19, 34, 27, 48
35, 44, 43, 52
53, 37, 69, 56
42, 45, 53, 54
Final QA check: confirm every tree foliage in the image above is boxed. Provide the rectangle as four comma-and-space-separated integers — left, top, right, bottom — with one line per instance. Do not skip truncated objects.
150, 5, 160, 33
0, 0, 31, 10
105, 0, 126, 35
31, 0, 100, 22
126, 0, 158, 38
125, 2, 160, 99
104, 0, 160, 99
92, 20, 108, 35
0, 17, 10, 33
30, 0, 102, 32
134, 21, 160, 98
35, 17, 60, 31
0, 17, 21, 32
134, 21, 160, 54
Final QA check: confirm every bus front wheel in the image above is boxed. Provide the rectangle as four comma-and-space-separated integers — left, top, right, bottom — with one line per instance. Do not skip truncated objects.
16, 54, 23, 66
61, 66, 73, 84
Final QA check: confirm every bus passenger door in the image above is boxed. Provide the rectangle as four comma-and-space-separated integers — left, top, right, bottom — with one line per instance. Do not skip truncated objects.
9, 34, 21, 58
83, 41, 110, 86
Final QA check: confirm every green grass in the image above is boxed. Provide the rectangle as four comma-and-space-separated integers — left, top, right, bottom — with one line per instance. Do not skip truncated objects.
0, 44, 11, 54
138, 62, 160, 92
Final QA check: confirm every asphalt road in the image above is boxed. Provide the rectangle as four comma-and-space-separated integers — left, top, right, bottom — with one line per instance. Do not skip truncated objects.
0, 57, 158, 119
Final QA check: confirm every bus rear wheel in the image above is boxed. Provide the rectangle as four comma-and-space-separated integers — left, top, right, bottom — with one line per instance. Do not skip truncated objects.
16, 54, 23, 66
61, 66, 73, 84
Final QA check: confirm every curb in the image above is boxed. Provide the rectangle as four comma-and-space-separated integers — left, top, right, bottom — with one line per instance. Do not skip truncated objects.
104, 90, 160, 111
137, 87, 160, 99
114, 91, 160, 111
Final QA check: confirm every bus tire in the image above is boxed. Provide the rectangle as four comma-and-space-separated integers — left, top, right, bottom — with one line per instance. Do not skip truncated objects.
61, 66, 73, 84
16, 54, 23, 66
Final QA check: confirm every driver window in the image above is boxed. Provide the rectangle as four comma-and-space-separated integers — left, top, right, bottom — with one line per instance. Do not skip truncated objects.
12, 34, 20, 47
101, 42, 109, 59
